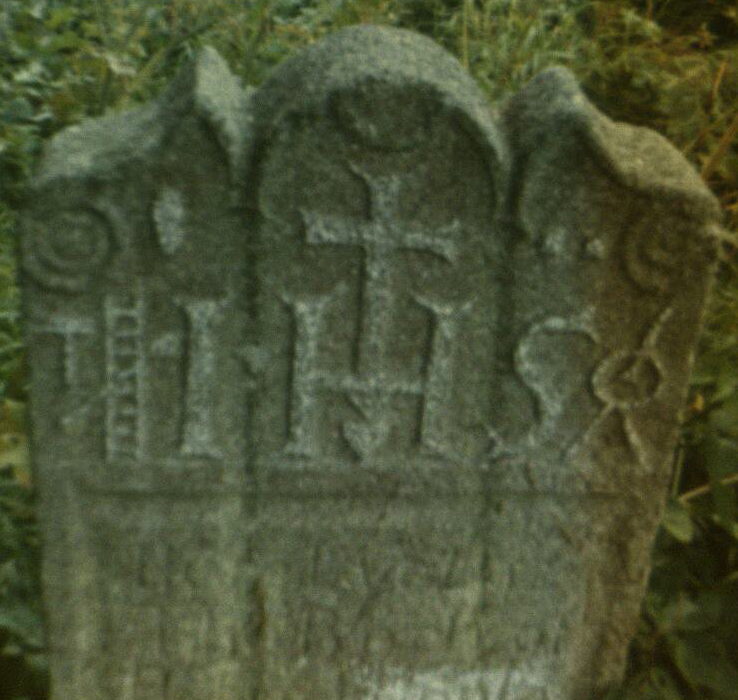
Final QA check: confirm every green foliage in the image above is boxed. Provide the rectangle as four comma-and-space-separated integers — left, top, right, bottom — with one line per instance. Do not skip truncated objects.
617, 521, 738, 700
0, 461, 45, 700
615, 250, 738, 698
1, 1, 737, 699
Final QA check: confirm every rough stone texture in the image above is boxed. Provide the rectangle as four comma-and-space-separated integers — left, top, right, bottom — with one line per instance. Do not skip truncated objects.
20, 24, 722, 700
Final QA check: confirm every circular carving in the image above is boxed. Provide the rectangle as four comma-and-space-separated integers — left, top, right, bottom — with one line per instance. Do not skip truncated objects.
22, 207, 115, 293
592, 350, 661, 409
153, 187, 186, 256
331, 82, 430, 151
624, 222, 684, 293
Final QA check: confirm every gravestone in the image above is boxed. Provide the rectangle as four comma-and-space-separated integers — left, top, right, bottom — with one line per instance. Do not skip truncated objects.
20, 24, 723, 700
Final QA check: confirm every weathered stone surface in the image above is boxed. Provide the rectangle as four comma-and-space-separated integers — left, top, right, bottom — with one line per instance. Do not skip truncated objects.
22, 46, 255, 700
21, 24, 721, 700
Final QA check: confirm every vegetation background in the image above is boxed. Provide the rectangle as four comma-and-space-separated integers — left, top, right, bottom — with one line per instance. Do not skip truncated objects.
1, 0, 737, 698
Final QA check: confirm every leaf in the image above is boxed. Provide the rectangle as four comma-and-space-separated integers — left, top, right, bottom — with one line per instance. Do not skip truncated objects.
673, 635, 738, 699
607, 675, 661, 700
0, 398, 29, 487
45, 6, 78, 30
28, 0, 47, 21
44, 31, 87, 53
80, 20, 102, 40
686, 589, 726, 630
0, 605, 44, 650
12, 61, 49, 87
1, 642, 23, 657
1, 97, 34, 124
649, 667, 684, 700
661, 499, 694, 543
23, 652, 48, 676
0, 399, 25, 434
652, 593, 702, 633
711, 513, 738, 541
102, 52, 137, 77
702, 434, 738, 525
710, 396, 738, 437
0, 433, 30, 488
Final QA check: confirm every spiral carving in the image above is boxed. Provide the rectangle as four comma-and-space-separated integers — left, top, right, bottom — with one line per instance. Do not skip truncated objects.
592, 350, 661, 409
22, 207, 115, 293
624, 221, 684, 293
331, 84, 430, 151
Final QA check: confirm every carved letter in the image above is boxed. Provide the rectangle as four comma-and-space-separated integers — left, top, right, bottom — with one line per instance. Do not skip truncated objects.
177, 299, 223, 458
282, 293, 331, 458
105, 291, 145, 460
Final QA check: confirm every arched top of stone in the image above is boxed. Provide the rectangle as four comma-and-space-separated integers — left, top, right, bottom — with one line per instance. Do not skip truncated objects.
249, 24, 508, 190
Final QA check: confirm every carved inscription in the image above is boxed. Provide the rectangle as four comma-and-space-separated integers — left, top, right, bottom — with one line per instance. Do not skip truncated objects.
583, 306, 671, 469
515, 310, 598, 437
176, 299, 223, 458
31, 316, 95, 387
364, 666, 552, 700
104, 289, 145, 461
282, 292, 331, 457
286, 164, 465, 461
414, 295, 472, 456
22, 208, 115, 293
153, 187, 186, 255
502, 309, 599, 466
506, 305, 671, 472
38, 285, 227, 462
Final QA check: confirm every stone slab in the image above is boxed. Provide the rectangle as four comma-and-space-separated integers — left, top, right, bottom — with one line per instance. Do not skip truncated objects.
20, 25, 722, 700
